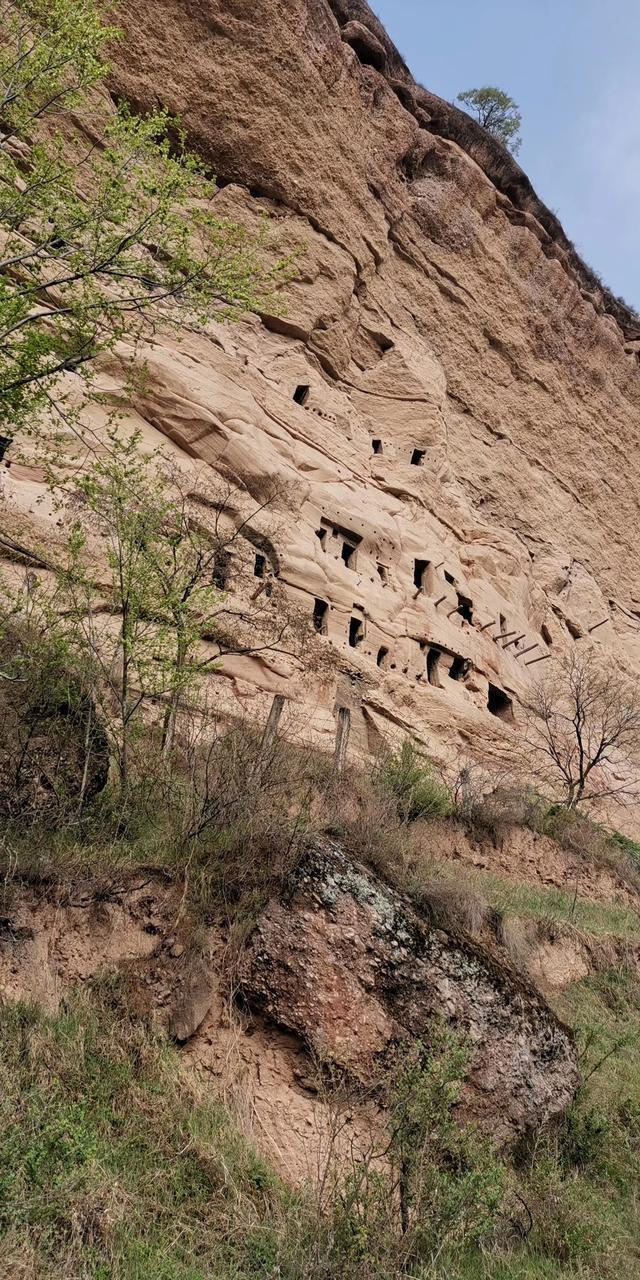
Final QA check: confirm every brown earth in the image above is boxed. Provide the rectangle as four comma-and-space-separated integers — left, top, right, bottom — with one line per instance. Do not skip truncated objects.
0, 831, 584, 1176
423, 819, 640, 908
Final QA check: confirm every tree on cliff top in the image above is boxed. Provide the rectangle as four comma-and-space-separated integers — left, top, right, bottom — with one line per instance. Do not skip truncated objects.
456, 86, 522, 156
0, 0, 286, 437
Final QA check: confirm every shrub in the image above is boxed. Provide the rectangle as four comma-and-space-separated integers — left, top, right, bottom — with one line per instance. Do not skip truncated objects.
377, 740, 453, 823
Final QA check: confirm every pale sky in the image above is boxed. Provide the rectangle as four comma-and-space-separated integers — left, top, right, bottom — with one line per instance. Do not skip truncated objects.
373, 0, 640, 309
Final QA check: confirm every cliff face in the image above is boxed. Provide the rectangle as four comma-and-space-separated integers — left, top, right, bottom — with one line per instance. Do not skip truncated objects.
9, 0, 640, 770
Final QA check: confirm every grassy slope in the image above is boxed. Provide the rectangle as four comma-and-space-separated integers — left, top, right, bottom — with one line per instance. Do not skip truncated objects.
1, 966, 639, 1279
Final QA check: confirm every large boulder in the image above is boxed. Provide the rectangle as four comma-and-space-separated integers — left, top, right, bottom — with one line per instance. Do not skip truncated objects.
241, 837, 579, 1143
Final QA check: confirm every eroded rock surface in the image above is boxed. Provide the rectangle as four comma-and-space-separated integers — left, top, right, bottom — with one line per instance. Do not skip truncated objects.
6, 0, 640, 782
242, 838, 579, 1141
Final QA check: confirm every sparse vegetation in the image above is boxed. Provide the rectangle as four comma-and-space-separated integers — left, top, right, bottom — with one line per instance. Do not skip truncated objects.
376, 739, 453, 823
0, 967, 638, 1278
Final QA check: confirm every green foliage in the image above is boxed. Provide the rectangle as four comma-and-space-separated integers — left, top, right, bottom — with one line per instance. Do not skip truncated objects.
476, 870, 640, 938
388, 1029, 505, 1261
0, 989, 506, 1279
0, 987, 305, 1278
456, 85, 522, 155
378, 739, 453, 823
0, 0, 285, 433
608, 828, 640, 866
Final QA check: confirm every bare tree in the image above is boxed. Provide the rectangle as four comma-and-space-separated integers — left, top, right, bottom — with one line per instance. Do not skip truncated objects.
522, 651, 640, 809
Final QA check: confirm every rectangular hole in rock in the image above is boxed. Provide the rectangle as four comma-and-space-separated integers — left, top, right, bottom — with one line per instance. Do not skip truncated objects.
457, 593, 473, 624
293, 384, 310, 405
541, 623, 553, 646
449, 654, 467, 681
212, 550, 231, 590
410, 448, 426, 466
499, 613, 507, 636
414, 559, 430, 591
0, 435, 12, 462
313, 598, 329, 635
444, 570, 455, 586
427, 647, 442, 687
372, 438, 383, 454
341, 540, 357, 569
487, 683, 514, 721
349, 616, 364, 648
253, 553, 266, 578
316, 527, 327, 550
377, 563, 389, 584
566, 619, 582, 639
376, 645, 389, 669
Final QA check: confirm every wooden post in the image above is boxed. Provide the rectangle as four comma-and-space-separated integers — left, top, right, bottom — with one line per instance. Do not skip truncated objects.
525, 653, 553, 666
588, 618, 610, 633
502, 633, 527, 649
260, 694, 286, 757
333, 707, 351, 776
495, 629, 519, 643
515, 642, 539, 659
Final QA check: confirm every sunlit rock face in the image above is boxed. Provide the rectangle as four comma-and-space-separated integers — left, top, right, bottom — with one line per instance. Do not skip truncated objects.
7, 0, 640, 776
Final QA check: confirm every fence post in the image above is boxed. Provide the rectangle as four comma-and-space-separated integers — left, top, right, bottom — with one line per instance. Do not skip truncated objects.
260, 694, 286, 757
333, 706, 351, 776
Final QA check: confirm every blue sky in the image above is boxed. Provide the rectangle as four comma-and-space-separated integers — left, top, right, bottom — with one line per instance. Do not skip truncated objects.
373, 0, 640, 308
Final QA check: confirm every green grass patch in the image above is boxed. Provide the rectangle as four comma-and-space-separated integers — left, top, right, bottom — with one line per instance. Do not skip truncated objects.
471, 871, 640, 939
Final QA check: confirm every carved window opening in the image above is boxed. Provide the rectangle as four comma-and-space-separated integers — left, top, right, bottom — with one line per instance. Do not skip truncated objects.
376, 645, 389, 669
372, 438, 383, 454
444, 571, 455, 586
253, 553, 266, 578
566, 619, 582, 639
457, 593, 473, 624
341, 539, 358, 570
499, 613, 507, 636
449, 654, 467, 681
487, 683, 514, 721
349, 616, 365, 648
414, 559, 430, 592
313, 598, 329, 635
293, 384, 310, 406
212, 550, 231, 590
316, 527, 327, 550
410, 448, 426, 466
426, 647, 442, 687
377, 563, 389, 584
541, 623, 553, 646
0, 435, 12, 462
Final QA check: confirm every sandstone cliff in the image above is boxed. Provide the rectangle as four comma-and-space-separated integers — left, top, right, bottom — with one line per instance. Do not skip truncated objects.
5, 0, 640, 777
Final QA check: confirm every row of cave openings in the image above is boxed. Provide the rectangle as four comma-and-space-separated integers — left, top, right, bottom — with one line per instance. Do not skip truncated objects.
315, 521, 482, 632
312, 598, 514, 723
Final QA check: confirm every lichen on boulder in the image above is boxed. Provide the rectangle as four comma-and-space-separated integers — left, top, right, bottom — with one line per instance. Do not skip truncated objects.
241, 836, 579, 1143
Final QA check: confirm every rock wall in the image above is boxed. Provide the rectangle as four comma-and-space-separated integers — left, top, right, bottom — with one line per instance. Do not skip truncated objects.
0, 838, 580, 1173
5, 0, 640, 774
242, 837, 579, 1142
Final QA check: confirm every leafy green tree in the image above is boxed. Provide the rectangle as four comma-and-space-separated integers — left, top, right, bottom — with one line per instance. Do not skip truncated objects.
0, 0, 283, 435
456, 86, 522, 155
5, 433, 311, 799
